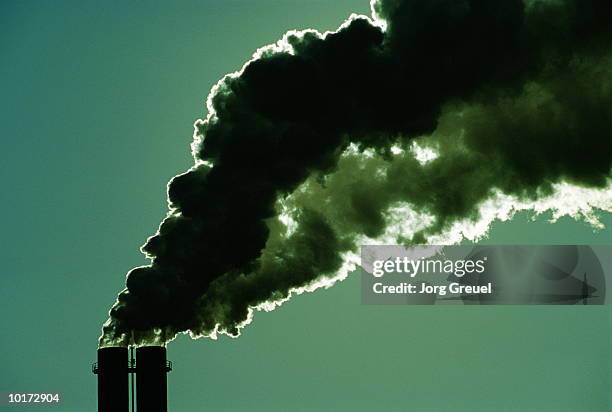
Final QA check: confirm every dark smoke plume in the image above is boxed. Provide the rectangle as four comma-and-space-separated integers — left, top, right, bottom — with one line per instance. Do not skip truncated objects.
101, 0, 612, 345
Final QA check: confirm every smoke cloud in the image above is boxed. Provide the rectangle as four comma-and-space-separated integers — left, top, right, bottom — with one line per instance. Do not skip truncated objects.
101, 0, 612, 346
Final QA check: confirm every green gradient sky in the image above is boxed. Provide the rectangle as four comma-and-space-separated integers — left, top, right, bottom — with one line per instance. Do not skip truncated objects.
1, 1, 610, 410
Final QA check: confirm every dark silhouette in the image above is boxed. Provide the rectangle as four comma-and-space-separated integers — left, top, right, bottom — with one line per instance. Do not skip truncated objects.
93, 346, 171, 412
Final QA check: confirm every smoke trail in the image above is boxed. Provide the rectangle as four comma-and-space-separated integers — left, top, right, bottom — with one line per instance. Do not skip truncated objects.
101, 0, 612, 346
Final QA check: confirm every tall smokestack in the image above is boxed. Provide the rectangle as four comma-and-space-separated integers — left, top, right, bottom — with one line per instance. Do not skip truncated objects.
94, 347, 129, 412
136, 346, 171, 412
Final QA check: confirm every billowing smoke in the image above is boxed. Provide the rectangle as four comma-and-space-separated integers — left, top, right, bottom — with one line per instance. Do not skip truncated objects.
101, 0, 612, 346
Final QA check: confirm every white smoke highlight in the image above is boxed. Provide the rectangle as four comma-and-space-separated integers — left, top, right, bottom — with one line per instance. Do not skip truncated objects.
409, 141, 439, 165
427, 180, 612, 244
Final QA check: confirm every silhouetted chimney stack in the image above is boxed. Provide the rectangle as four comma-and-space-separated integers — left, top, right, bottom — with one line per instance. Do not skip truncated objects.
93, 346, 171, 412
136, 346, 171, 412
94, 347, 129, 412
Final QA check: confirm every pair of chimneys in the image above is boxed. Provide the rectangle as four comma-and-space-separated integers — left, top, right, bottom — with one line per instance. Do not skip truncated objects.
93, 346, 172, 412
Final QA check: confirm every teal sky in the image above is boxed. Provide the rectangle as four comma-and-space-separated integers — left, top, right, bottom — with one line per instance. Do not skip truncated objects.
1, 1, 610, 411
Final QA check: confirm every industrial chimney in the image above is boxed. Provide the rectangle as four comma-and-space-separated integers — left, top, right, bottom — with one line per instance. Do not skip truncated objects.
94, 347, 129, 412
93, 346, 171, 412
136, 346, 171, 412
